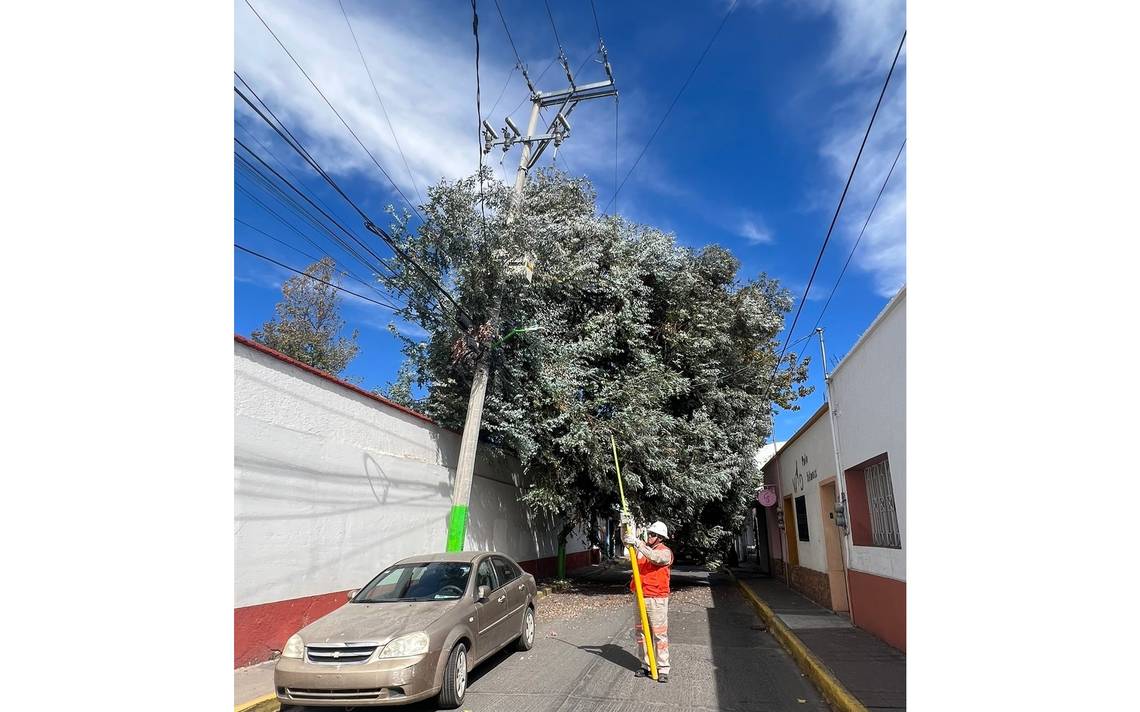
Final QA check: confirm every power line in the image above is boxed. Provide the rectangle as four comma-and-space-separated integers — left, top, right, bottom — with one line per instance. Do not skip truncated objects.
242, 0, 425, 223
589, 0, 603, 40
234, 76, 370, 225
234, 155, 429, 311
812, 138, 907, 332
234, 117, 347, 230
492, 0, 537, 96
234, 141, 389, 272
485, 64, 518, 121
472, 0, 489, 243
235, 173, 449, 330
232, 159, 405, 293
235, 216, 393, 299
233, 79, 473, 327
602, 0, 738, 213
767, 30, 907, 395
236, 243, 404, 312
235, 183, 385, 288
234, 146, 444, 325
234, 142, 445, 327
543, 0, 564, 51
233, 69, 473, 328
337, 0, 426, 209
717, 332, 815, 387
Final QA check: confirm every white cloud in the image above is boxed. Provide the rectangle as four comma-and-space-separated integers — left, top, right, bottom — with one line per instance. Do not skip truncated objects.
738, 218, 774, 245
236, 0, 497, 205
801, 0, 906, 84
235, 0, 622, 211
809, 0, 907, 297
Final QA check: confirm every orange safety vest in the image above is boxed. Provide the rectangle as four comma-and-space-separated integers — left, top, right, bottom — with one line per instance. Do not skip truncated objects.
629, 542, 673, 598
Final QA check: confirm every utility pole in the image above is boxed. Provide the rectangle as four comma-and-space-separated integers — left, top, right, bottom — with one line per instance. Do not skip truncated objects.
817, 327, 856, 620
445, 48, 617, 551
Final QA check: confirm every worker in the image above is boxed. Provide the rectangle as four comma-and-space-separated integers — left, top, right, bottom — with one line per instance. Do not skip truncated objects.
623, 520, 673, 683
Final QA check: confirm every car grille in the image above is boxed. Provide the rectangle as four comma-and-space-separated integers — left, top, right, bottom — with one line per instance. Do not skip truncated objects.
284, 687, 404, 701
304, 642, 380, 664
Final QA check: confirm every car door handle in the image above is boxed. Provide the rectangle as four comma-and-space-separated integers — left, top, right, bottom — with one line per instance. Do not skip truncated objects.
517, 584, 525, 590
497, 595, 506, 603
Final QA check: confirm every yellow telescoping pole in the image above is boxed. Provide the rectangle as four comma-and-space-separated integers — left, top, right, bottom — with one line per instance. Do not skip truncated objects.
611, 435, 658, 681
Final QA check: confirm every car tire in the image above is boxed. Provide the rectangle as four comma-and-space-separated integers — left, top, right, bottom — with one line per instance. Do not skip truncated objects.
516, 605, 536, 651
437, 642, 468, 709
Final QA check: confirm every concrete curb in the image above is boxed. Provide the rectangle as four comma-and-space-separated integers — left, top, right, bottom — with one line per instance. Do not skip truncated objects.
726, 569, 869, 712
234, 692, 279, 712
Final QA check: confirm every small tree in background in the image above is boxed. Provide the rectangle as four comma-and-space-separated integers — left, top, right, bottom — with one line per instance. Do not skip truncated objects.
252, 257, 360, 377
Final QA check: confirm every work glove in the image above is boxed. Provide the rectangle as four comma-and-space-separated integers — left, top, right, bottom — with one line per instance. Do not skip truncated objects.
621, 523, 639, 546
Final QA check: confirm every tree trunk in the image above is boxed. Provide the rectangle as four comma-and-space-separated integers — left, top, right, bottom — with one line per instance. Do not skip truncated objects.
556, 521, 574, 579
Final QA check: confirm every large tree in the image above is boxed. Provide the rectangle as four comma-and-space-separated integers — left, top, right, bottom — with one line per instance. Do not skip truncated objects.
381, 170, 811, 565
252, 257, 360, 377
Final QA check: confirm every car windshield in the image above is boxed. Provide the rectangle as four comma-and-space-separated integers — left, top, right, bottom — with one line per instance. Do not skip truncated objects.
352, 562, 472, 603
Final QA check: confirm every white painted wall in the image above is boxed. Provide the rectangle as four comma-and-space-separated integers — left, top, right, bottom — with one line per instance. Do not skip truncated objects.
830, 288, 906, 582
773, 408, 836, 575
235, 340, 587, 609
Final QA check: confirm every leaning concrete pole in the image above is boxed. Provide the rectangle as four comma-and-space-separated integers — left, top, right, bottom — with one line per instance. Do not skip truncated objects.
445, 98, 542, 552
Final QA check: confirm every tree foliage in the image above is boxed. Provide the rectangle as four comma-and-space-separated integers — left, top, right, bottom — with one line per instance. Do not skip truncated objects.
381, 170, 811, 562
252, 257, 360, 377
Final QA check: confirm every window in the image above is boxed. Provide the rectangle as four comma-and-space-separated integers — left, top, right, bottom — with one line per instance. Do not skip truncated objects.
476, 559, 498, 592
864, 459, 901, 548
846, 454, 902, 548
492, 557, 519, 586
353, 562, 472, 602
794, 495, 810, 542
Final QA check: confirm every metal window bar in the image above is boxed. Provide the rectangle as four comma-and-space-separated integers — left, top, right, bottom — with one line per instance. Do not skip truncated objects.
865, 460, 901, 548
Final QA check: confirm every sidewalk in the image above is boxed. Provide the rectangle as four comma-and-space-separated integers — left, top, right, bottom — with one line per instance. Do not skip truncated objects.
732, 567, 906, 711
234, 660, 274, 707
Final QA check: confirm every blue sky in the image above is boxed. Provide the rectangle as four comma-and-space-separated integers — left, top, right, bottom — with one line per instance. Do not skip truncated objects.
233, 0, 906, 441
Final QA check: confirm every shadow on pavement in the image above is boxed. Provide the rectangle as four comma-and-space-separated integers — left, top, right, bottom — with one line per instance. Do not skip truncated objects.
551, 637, 643, 672
706, 572, 830, 711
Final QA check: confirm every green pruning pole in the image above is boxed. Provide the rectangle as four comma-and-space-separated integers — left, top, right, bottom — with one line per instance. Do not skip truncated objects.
613, 434, 659, 681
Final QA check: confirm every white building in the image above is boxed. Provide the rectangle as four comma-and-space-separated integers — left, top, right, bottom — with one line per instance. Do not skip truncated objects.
760, 286, 906, 651
234, 335, 592, 667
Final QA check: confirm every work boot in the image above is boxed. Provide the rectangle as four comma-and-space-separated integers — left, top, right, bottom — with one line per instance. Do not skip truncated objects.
634, 668, 651, 678
658, 672, 669, 683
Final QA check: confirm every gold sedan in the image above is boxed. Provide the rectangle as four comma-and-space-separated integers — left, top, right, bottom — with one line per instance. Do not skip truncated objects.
274, 551, 538, 709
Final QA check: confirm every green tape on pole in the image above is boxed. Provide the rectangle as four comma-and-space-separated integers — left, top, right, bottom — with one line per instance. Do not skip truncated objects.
446, 505, 469, 552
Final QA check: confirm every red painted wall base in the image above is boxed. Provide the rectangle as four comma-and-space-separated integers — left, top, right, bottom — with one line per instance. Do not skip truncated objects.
234, 589, 351, 668
234, 548, 602, 668
848, 568, 906, 652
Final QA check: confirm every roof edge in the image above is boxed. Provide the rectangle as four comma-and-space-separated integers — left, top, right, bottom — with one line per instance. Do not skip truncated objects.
764, 401, 830, 469
830, 284, 905, 381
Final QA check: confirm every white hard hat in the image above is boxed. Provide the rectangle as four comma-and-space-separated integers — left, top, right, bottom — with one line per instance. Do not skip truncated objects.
647, 521, 669, 539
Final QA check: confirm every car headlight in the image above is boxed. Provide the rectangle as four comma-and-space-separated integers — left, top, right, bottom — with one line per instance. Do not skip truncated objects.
378, 632, 430, 659
282, 633, 305, 659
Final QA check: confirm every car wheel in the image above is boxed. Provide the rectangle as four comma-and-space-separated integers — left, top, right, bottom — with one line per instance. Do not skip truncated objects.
437, 642, 468, 709
516, 606, 536, 651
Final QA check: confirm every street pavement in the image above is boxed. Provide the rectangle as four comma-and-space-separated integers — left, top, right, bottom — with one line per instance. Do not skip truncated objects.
272, 565, 828, 712
735, 569, 906, 711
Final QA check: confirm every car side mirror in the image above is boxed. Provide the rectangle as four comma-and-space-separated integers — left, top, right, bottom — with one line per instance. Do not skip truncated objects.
347, 589, 359, 601
477, 585, 491, 602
